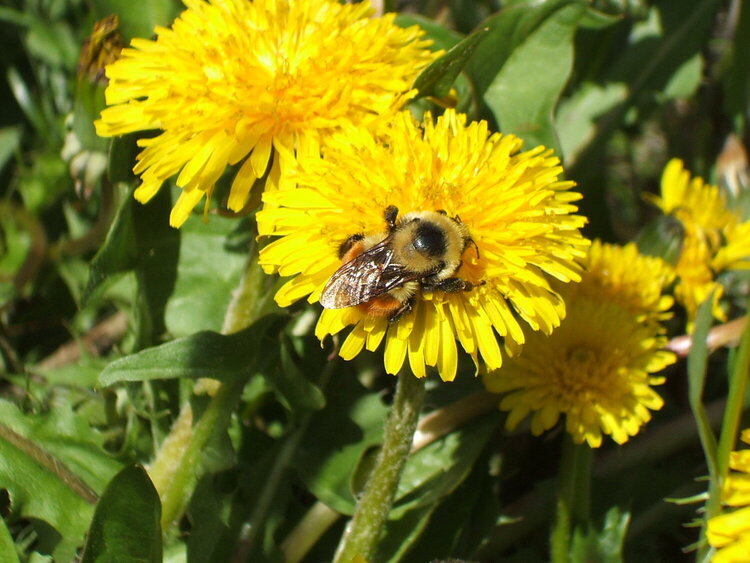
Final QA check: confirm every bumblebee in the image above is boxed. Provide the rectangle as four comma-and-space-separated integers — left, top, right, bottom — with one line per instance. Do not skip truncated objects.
320, 205, 478, 323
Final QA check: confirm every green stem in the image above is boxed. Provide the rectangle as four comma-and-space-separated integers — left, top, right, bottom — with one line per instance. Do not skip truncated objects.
716, 301, 750, 481
150, 250, 270, 530
334, 373, 426, 563
697, 298, 750, 560
157, 378, 245, 531
550, 435, 592, 563
281, 501, 342, 563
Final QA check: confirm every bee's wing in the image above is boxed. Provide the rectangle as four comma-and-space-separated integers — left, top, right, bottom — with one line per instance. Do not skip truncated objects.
320, 238, 418, 309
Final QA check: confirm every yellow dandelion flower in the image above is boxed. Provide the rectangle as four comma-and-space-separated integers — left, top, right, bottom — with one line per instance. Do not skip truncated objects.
569, 240, 674, 322
257, 109, 589, 381
674, 234, 725, 323
484, 242, 675, 447
648, 158, 734, 236
649, 158, 750, 325
95, 0, 437, 227
708, 430, 750, 562
714, 219, 750, 272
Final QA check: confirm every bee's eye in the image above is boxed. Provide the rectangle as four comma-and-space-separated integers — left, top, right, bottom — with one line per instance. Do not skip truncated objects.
413, 223, 446, 257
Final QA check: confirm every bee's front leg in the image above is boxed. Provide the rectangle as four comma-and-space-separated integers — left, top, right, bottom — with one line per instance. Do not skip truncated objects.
384, 205, 399, 232
422, 277, 478, 294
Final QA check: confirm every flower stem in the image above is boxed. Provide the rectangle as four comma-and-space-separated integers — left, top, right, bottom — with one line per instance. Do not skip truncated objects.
334, 373, 426, 563
550, 435, 592, 563
155, 378, 244, 531
149, 250, 270, 530
281, 501, 342, 563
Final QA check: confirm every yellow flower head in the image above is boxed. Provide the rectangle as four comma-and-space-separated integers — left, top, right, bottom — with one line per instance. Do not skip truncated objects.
95, 0, 436, 227
648, 158, 750, 325
257, 109, 589, 381
484, 241, 675, 447
649, 158, 734, 236
570, 240, 674, 323
708, 430, 750, 562
674, 234, 725, 323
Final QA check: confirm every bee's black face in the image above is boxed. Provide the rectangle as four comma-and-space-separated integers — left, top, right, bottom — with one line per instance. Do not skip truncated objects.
413, 221, 447, 258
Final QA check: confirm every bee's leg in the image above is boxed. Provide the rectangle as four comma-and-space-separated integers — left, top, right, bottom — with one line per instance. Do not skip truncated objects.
384, 205, 399, 232
337, 233, 364, 259
423, 277, 482, 293
388, 296, 415, 324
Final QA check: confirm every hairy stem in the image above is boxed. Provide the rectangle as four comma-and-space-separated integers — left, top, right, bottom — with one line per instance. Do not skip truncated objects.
334, 373, 426, 563
149, 250, 269, 530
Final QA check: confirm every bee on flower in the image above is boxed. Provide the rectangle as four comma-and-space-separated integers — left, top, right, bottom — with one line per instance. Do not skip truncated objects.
257, 109, 589, 382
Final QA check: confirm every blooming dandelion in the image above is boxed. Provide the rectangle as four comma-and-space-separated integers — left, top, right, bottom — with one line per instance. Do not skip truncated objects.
257, 109, 589, 381
570, 239, 674, 323
484, 241, 675, 447
707, 429, 750, 562
95, 0, 437, 227
649, 158, 750, 324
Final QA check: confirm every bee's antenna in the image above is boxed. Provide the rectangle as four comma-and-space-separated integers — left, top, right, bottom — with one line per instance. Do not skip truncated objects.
468, 238, 480, 259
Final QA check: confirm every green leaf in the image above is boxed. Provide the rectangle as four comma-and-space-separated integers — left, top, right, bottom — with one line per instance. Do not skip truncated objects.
73, 78, 109, 153
603, 1, 719, 99
98, 313, 287, 386
407, 454, 500, 560
395, 14, 463, 51
82, 190, 138, 304
91, 0, 180, 41
107, 133, 140, 184
375, 504, 436, 563
556, 82, 628, 165
25, 19, 78, 69
81, 465, 162, 563
0, 126, 22, 174
479, 0, 587, 152
688, 292, 719, 480
267, 335, 326, 414
412, 26, 490, 99
294, 373, 389, 515
83, 185, 179, 347
131, 186, 180, 347
570, 506, 630, 562
0, 401, 122, 561
391, 413, 497, 517
0, 517, 20, 563
6, 67, 46, 137
578, 5, 623, 29
716, 295, 750, 481
17, 152, 69, 214
661, 53, 702, 100
164, 216, 248, 337
721, 0, 750, 129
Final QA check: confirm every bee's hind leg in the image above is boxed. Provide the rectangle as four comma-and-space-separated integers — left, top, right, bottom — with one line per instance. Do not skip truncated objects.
387, 296, 415, 324
337, 233, 365, 259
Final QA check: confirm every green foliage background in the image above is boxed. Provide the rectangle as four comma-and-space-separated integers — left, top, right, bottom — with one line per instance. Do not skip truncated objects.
1, 0, 749, 561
